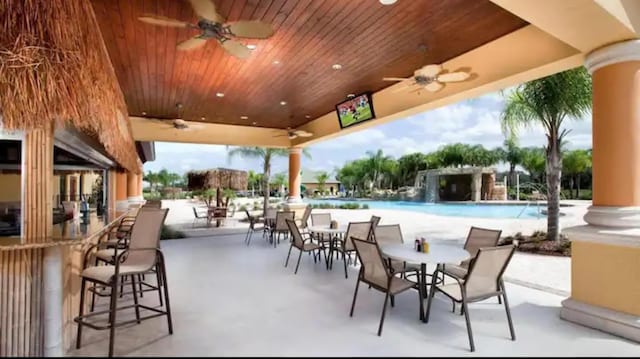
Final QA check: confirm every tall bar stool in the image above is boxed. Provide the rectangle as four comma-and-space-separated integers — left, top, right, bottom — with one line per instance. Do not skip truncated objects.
75, 208, 172, 357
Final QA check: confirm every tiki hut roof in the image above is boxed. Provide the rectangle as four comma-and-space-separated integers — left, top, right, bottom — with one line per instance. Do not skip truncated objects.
0, 0, 140, 173
187, 168, 248, 191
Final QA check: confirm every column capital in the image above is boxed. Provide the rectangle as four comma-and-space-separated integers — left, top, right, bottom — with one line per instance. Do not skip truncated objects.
585, 40, 640, 74
289, 147, 302, 155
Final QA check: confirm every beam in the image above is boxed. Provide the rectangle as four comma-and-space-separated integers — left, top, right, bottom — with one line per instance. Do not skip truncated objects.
490, 0, 639, 53
129, 117, 292, 148
292, 25, 582, 147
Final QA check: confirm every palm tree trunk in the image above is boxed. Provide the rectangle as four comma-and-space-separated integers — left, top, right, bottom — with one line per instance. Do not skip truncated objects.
546, 141, 562, 241
263, 155, 271, 215
509, 163, 516, 188
576, 174, 580, 199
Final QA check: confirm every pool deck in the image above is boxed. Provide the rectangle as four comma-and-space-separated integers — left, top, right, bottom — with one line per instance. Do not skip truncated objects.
163, 199, 589, 295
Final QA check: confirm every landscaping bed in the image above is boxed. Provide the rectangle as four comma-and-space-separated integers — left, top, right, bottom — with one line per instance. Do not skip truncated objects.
500, 230, 571, 257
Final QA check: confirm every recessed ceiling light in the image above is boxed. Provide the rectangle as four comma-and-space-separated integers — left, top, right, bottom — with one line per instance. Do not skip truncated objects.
379, 0, 397, 4
305, 115, 311, 119
332, 64, 342, 70
347, 93, 355, 98
141, 111, 147, 116
216, 92, 224, 98
252, 121, 257, 125
280, 101, 287, 105
273, 60, 280, 65
247, 44, 257, 50
201, 117, 206, 121
240, 115, 248, 120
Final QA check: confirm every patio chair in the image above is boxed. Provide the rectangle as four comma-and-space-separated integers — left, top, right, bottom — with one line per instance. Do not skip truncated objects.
332, 221, 373, 279
284, 219, 326, 274
369, 215, 381, 236
297, 205, 312, 232
192, 207, 208, 228
373, 224, 419, 279
425, 245, 517, 352
244, 209, 265, 246
263, 207, 278, 238
271, 211, 295, 247
75, 208, 173, 357
443, 226, 502, 280
350, 237, 420, 336
310, 212, 332, 245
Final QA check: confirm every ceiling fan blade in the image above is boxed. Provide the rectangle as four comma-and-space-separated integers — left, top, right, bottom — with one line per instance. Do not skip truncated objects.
415, 64, 442, 78
226, 20, 274, 39
177, 36, 208, 51
188, 0, 225, 23
391, 82, 418, 93
220, 39, 251, 59
289, 134, 298, 140
437, 71, 471, 82
382, 77, 411, 82
296, 131, 313, 137
425, 81, 444, 92
138, 15, 190, 28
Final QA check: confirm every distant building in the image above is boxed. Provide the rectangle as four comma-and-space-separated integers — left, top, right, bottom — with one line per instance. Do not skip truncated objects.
301, 169, 340, 196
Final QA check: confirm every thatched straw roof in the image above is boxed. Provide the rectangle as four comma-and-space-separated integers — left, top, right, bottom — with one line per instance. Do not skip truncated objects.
187, 169, 248, 191
0, 0, 140, 173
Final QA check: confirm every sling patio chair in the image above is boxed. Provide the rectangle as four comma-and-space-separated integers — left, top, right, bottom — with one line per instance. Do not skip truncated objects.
373, 224, 419, 279
442, 226, 503, 310
192, 206, 209, 228
331, 221, 373, 279
244, 209, 265, 246
284, 219, 326, 274
425, 245, 517, 352
75, 208, 173, 357
310, 212, 332, 246
369, 215, 381, 238
350, 237, 420, 336
270, 211, 295, 247
297, 204, 312, 232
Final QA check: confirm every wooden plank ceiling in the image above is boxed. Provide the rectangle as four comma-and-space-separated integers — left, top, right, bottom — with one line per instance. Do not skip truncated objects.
91, 0, 527, 130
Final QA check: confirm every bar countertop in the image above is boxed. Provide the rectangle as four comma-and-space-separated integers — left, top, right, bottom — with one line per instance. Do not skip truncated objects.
0, 210, 129, 251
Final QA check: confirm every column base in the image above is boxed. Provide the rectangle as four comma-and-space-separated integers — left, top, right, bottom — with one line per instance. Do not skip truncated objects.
584, 205, 640, 228
561, 298, 640, 342
283, 201, 308, 221
286, 196, 303, 204
116, 200, 130, 211
128, 196, 145, 206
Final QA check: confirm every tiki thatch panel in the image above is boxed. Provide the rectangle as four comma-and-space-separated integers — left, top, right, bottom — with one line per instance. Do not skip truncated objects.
0, 0, 140, 173
187, 168, 248, 191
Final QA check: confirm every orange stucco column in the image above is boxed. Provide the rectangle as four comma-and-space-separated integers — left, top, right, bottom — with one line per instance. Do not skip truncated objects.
287, 147, 302, 203
137, 174, 143, 196
115, 171, 128, 210
584, 40, 640, 227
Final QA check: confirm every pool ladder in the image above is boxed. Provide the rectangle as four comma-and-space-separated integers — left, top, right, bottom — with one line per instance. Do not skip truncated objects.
516, 201, 542, 219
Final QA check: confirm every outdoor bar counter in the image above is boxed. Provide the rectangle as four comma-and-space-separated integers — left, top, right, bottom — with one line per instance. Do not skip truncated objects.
0, 210, 130, 356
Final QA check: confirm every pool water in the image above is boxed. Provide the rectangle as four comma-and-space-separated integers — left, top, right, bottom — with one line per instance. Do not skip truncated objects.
304, 199, 544, 219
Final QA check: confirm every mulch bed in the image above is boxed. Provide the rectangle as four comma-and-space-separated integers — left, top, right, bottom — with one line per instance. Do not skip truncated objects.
499, 231, 571, 257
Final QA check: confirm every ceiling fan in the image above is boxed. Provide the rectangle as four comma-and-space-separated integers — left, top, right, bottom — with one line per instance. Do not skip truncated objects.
147, 118, 206, 131
383, 64, 472, 93
274, 128, 314, 140
138, 0, 274, 59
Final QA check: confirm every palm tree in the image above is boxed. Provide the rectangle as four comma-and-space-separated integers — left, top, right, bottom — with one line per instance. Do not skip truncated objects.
495, 138, 524, 188
315, 171, 329, 195
365, 149, 394, 190
520, 147, 546, 184
247, 170, 262, 197
227, 147, 310, 214
563, 149, 592, 199
143, 171, 160, 192
501, 67, 592, 241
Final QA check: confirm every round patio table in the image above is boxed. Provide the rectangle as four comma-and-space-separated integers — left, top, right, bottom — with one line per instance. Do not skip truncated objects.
308, 225, 348, 270
380, 243, 470, 323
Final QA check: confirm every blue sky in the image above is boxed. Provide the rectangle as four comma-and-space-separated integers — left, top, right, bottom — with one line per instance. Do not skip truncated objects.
144, 90, 592, 175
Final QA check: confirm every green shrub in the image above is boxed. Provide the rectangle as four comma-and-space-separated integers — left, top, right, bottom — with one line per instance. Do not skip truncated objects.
362, 204, 369, 209
160, 225, 186, 240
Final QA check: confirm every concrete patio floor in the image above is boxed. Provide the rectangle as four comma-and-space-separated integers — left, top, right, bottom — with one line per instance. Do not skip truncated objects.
69, 231, 639, 357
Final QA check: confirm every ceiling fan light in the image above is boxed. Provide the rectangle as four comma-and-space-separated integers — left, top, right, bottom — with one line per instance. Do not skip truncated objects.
247, 44, 257, 50
379, 0, 397, 5
240, 115, 249, 120
216, 92, 224, 98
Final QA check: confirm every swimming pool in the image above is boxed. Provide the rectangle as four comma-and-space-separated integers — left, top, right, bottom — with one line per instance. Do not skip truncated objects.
304, 199, 545, 219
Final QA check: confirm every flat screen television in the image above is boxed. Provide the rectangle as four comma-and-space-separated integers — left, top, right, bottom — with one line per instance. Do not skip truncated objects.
335, 92, 375, 129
